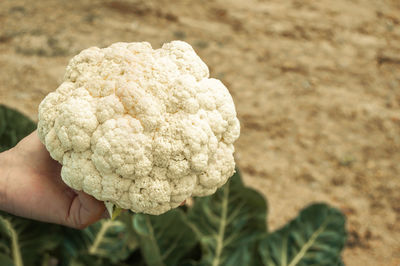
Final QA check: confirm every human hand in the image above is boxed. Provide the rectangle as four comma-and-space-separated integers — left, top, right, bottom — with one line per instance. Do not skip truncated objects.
0, 131, 106, 229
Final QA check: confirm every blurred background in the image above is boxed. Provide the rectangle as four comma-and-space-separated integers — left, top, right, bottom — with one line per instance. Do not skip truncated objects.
0, 0, 399, 264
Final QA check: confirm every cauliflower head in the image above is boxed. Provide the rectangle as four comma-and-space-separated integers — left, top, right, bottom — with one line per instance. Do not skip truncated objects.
38, 41, 240, 215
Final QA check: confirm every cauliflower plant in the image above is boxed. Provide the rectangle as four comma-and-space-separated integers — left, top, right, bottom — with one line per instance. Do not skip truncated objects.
38, 41, 240, 215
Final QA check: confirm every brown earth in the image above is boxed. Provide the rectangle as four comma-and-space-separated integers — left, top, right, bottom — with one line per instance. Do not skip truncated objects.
0, 0, 399, 265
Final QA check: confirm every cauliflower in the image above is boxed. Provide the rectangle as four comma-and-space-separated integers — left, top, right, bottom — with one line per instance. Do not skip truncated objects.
38, 41, 240, 215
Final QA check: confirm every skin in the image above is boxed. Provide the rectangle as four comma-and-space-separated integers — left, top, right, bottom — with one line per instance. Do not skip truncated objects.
0, 131, 106, 229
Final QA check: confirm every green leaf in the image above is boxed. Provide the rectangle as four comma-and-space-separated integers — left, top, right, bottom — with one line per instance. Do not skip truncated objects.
57, 227, 93, 263
186, 170, 268, 266
132, 209, 198, 266
87, 218, 137, 262
69, 254, 111, 266
0, 105, 36, 152
0, 213, 62, 266
0, 216, 23, 266
337, 258, 345, 266
259, 203, 347, 266
0, 108, 6, 137
0, 253, 13, 266
0, 241, 10, 254
58, 212, 138, 265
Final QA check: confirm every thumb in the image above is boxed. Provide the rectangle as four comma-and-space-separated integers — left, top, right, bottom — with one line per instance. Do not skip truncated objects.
65, 191, 105, 229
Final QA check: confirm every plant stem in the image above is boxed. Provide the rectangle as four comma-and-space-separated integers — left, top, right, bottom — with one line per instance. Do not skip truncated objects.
1, 218, 23, 266
89, 220, 113, 255
212, 184, 229, 266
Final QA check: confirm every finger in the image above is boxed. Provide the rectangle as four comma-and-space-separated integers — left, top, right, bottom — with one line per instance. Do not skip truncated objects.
65, 191, 105, 229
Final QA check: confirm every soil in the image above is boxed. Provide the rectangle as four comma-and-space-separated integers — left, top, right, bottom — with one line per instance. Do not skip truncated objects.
1, 0, 399, 265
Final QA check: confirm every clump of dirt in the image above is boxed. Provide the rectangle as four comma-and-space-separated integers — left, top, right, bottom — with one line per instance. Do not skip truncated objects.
0, 0, 399, 264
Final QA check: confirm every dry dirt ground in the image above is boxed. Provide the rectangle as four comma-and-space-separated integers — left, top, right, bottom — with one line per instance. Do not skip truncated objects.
1, 0, 399, 265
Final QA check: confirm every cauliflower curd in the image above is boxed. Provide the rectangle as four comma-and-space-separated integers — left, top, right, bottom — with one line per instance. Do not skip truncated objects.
38, 41, 240, 215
